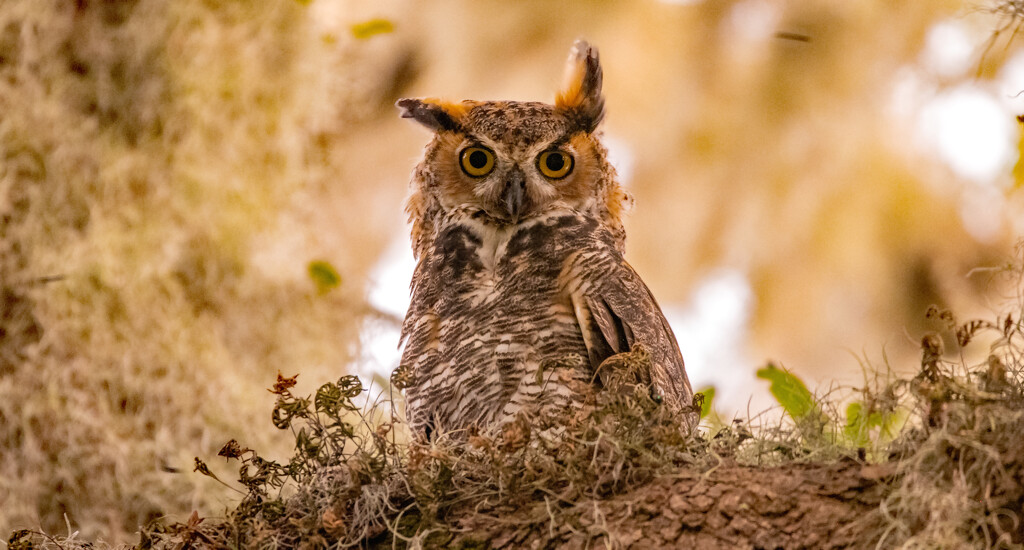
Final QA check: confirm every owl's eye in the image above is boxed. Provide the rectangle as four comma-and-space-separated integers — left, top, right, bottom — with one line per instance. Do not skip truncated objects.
537, 150, 574, 179
459, 146, 495, 177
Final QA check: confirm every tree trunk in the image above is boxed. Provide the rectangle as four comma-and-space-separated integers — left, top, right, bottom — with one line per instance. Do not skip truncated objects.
449, 459, 893, 549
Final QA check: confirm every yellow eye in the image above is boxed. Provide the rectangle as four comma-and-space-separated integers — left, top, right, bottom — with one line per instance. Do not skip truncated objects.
537, 150, 574, 179
459, 146, 495, 177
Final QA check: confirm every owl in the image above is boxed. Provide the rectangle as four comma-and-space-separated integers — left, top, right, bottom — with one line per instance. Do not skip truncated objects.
395, 41, 696, 439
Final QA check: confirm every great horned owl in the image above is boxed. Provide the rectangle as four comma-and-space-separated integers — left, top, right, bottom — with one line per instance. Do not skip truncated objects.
395, 41, 696, 438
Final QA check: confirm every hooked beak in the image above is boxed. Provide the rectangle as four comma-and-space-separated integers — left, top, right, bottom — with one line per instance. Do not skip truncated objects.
502, 168, 526, 222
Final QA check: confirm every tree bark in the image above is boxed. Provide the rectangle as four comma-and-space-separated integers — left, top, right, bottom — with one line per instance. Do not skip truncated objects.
449, 458, 893, 549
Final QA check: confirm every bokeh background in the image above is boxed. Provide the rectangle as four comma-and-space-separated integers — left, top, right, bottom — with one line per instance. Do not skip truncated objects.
2, 0, 1024, 543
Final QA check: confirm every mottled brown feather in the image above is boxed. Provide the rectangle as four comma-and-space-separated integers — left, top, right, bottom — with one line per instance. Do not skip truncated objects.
582, 261, 694, 420
395, 40, 696, 438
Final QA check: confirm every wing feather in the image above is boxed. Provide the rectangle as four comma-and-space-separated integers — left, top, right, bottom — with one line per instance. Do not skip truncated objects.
569, 290, 614, 370
587, 295, 628, 355
574, 257, 695, 423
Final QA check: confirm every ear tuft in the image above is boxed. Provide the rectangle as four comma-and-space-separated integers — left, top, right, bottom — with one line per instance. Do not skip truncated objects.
396, 98, 466, 132
555, 40, 604, 133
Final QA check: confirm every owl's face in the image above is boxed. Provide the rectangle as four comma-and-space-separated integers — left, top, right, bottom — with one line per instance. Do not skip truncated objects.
398, 41, 627, 239
416, 101, 605, 223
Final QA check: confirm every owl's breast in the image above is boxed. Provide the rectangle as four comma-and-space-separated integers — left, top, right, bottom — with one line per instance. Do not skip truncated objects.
402, 211, 613, 432
435, 211, 596, 272
425, 212, 603, 307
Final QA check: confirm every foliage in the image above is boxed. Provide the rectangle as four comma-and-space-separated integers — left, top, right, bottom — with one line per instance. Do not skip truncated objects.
10, 247, 1024, 548
756, 363, 822, 422
0, 0, 387, 541
134, 357, 709, 548
843, 399, 905, 450
1, 0, 1017, 543
696, 385, 715, 419
755, 360, 908, 454
308, 260, 342, 294
153, 253, 1024, 546
351, 19, 396, 40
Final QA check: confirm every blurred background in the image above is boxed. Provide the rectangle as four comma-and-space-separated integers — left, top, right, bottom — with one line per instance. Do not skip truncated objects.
2, 0, 1024, 543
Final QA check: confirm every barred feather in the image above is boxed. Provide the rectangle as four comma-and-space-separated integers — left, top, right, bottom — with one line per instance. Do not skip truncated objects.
396, 41, 696, 439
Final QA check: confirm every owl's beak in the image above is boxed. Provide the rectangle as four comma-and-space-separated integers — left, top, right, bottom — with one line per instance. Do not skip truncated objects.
502, 168, 526, 222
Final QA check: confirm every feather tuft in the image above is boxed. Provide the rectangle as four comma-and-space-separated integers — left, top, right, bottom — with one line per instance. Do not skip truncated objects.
555, 40, 605, 132
396, 98, 471, 132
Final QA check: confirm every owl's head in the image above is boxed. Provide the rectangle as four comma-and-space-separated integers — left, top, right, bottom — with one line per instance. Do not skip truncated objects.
398, 41, 630, 255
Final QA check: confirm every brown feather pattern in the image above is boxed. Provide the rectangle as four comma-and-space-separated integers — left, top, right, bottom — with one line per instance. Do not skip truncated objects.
399, 210, 696, 435
396, 41, 696, 438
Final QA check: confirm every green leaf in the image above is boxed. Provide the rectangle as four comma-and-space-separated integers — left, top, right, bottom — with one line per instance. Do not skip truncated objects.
878, 408, 907, 440
756, 363, 817, 420
696, 386, 715, 419
308, 260, 341, 294
844, 402, 870, 447
844, 400, 908, 449
351, 18, 395, 40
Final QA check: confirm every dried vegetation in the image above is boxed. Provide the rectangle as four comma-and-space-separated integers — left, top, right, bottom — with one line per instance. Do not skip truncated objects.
5, 1, 1024, 548
0, 0, 405, 542
14, 248, 1024, 548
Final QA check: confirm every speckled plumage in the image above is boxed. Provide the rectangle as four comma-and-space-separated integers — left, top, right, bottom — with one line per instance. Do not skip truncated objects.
396, 41, 696, 438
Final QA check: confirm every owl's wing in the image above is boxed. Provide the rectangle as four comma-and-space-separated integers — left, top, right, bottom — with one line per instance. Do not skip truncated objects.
568, 253, 696, 424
